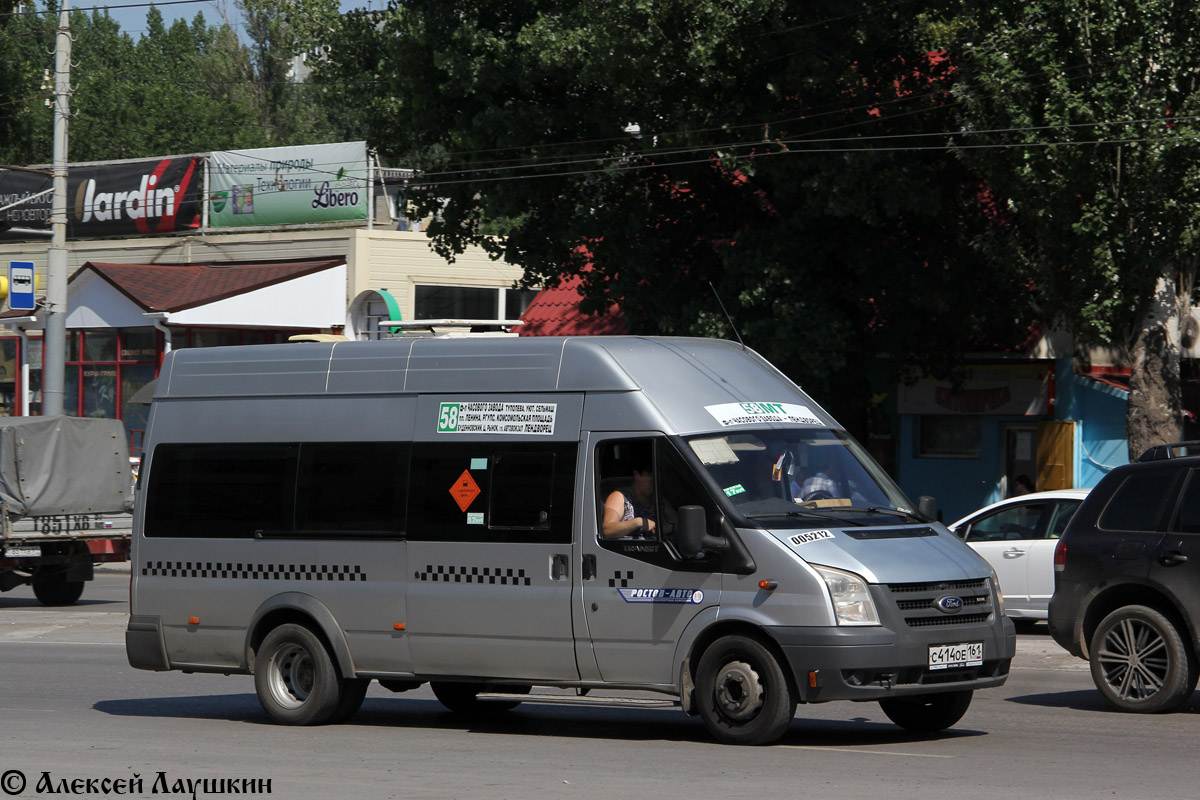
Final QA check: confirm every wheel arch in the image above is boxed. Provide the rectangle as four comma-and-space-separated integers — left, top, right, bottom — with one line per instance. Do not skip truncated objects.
675, 612, 800, 713
1080, 582, 1190, 659
245, 593, 356, 678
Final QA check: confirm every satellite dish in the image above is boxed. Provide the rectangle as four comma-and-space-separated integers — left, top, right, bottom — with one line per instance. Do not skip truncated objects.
1183, 315, 1200, 350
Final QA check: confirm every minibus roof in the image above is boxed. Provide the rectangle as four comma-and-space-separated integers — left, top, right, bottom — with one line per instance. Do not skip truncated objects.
154, 336, 838, 435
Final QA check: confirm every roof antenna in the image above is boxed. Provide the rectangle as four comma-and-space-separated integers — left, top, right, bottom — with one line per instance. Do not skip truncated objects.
709, 281, 746, 351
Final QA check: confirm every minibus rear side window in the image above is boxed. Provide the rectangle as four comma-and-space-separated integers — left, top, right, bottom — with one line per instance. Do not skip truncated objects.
144, 443, 298, 538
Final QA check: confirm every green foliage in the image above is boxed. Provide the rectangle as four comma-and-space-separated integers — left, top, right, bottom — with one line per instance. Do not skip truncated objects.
947, 0, 1200, 347
315, 0, 1036, 411
0, 0, 341, 165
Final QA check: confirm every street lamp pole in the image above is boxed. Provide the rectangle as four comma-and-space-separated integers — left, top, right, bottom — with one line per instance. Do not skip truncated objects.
43, 0, 71, 417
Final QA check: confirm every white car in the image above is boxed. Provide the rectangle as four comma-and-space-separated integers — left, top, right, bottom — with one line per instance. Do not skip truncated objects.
948, 489, 1091, 622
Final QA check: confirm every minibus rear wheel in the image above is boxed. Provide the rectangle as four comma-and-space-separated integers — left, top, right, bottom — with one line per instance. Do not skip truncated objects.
695, 634, 796, 745
254, 623, 342, 725
431, 682, 530, 714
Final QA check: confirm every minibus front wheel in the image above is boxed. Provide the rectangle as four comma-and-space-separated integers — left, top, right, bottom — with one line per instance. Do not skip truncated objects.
695, 634, 796, 745
878, 689, 973, 732
255, 623, 343, 725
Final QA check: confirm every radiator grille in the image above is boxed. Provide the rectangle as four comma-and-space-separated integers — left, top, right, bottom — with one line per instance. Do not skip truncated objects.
884, 578, 994, 628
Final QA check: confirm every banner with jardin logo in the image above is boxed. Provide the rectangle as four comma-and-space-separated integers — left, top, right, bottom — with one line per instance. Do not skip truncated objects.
207, 142, 368, 228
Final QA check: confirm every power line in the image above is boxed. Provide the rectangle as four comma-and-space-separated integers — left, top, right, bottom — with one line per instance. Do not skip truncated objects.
0, 0, 211, 20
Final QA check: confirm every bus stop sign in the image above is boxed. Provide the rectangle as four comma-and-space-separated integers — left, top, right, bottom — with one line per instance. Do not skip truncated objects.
8, 261, 35, 311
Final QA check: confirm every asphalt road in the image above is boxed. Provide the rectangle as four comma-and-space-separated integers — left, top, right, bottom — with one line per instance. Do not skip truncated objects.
0, 569, 1193, 800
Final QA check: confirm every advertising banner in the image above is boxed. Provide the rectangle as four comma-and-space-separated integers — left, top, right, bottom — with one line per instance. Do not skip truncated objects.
207, 142, 369, 228
0, 157, 202, 239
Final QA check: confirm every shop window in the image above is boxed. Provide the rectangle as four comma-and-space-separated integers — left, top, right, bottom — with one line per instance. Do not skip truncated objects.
414, 285, 497, 320
0, 339, 16, 416
190, 329, 240, 348
119, 329, 157, 360
917, 416, 982, 458
83, 330, 117, 362
504, 289, 539, 320
121, 363, 156, 436
82, 366, 117, 418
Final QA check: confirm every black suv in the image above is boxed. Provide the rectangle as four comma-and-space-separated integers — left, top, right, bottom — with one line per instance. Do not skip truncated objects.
1050, 441, 1200, 712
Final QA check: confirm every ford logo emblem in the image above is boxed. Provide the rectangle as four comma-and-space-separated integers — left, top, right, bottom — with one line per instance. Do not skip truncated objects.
936, 595, 964, 614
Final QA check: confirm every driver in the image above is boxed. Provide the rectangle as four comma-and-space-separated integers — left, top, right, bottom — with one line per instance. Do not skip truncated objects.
602, 459, 658, 538
794, 461, 838, 501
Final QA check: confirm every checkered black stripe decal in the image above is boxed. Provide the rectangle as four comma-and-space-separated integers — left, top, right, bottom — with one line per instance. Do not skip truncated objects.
141, 561, 366, 581
417, 565, 531, 586
608, 570, 634, 588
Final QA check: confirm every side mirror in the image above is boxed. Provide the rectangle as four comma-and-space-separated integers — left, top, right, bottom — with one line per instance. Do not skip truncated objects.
918, 496, 937, 520
676, 505, 727, 557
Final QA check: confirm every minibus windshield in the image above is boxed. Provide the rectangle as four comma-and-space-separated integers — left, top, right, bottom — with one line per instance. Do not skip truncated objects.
686, 428, 915, 524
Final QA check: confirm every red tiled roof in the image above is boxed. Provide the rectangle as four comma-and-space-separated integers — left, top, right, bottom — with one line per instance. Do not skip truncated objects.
73, 258, 344, 313
519, 274, 626, 336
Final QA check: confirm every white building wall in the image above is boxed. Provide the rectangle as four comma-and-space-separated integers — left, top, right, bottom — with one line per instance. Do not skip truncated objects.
1, 228, 527, 325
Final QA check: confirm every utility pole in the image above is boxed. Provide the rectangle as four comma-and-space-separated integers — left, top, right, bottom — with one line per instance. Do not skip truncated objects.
42, 0, 70, 417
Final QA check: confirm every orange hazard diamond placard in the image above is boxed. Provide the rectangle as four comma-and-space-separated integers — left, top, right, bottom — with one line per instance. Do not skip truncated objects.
450, 469, 481, 512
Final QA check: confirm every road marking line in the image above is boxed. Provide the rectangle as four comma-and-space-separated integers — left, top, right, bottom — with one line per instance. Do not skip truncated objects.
780, 746, 954, 758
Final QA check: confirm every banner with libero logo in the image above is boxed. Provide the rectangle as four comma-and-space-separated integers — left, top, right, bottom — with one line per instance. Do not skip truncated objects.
207, 142, 369, 228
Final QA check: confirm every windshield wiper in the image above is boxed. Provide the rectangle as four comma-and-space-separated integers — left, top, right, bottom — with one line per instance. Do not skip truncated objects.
745, 510, 869, 526
812, 505, 925, 522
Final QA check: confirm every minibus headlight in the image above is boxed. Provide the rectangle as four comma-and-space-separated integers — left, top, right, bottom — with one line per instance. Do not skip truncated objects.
813, 565, 880, 626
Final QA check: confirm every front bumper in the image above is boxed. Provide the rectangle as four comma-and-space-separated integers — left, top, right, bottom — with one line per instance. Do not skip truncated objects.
769, 595, 1016, 703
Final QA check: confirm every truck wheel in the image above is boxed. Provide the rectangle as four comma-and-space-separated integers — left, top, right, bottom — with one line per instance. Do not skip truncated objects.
431, 682, 529, 713
254, 624, 342, 725
879, 690, 973, 732
1090, 605, 1198, 713
695, 634, 796, 745
32, 578, 84, 606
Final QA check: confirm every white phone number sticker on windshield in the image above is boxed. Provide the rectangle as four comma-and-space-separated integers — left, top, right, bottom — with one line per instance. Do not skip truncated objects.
705, 402, 820, 427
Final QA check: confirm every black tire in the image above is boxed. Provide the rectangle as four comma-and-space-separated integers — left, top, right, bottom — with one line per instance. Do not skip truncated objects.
330, 678, 371, 722
32, 578, 85, 606
695, 634, 796, 745
254, 624, 342, 725
1089, 605, 1198, 713
430, 682, 530, 713
879, 689, 973, 732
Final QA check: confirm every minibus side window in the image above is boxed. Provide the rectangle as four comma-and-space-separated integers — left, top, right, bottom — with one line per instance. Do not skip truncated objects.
489, 452, 555, 529
596, 438, 721, 560
295, 442, 409, 535
654, 439, 722, 547
409, 442, 575, 544
144, 443, 298, 538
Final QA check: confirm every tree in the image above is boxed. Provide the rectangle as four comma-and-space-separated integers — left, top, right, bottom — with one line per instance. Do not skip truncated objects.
946, 0, 1200, 458
1, 1, 341, 166
314, 0, 1035, 431
0, 0, 55, 165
